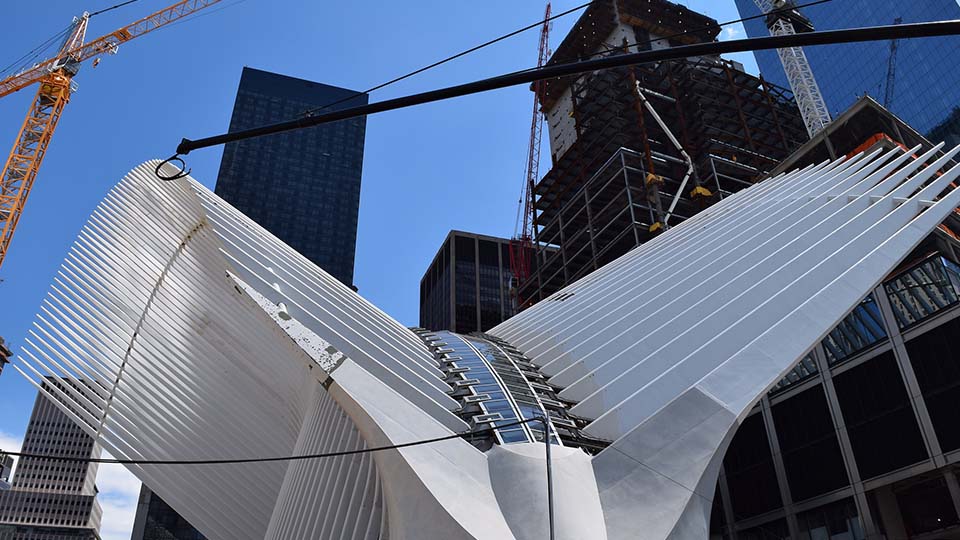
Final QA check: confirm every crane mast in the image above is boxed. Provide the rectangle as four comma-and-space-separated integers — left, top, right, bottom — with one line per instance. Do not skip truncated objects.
509, 2, 552, 308
0, 0, 221, 271
0, 16, 89, 269
754, 0, 831, 137
884, 17, 903, 108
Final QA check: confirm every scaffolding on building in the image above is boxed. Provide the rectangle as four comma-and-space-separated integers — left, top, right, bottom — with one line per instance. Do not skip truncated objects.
520, 51, 807, 304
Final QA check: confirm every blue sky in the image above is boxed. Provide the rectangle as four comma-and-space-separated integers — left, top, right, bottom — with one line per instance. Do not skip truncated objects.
0, 1, 752, 536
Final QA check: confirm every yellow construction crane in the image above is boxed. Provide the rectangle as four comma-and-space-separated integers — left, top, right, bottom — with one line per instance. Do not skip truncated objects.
0, 0, 221, 270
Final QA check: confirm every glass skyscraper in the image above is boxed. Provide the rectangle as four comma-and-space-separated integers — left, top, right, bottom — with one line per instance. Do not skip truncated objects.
734, 0, 960, 142
130, 486, 207, 540
419, 230, 518, 334
215, 67, 367, 287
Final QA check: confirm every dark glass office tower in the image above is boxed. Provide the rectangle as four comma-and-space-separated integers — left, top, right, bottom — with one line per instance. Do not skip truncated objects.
419, 231, 518, 334
215, 67, 368, 287
130, 485, 207, 540
734, 0, 960, 142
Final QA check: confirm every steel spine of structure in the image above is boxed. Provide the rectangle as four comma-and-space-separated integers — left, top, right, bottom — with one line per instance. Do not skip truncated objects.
12, 148, 960, 539
490, 142, 960, 537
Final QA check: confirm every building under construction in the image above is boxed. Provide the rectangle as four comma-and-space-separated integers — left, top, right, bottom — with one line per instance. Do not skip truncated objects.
518, 0, 807, 304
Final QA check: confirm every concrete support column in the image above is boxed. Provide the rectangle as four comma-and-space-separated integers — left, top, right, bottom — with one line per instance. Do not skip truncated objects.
873, 284, 946, 467
760, 397, 800, 538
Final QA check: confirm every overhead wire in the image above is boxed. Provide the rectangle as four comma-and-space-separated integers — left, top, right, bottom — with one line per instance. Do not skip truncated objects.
0, 24, 74, 79
300, 1, 599, 117
165, 0, 837, 168
89, 0, 142, 17
0, 0, 146, 80
0, 417, 545, 465
170, 18, 960, 160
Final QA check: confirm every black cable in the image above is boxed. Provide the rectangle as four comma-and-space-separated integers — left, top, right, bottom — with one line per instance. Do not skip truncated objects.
90, 0, 141, 17
300, 1, 598, 117
0, 24, 74, 78
0, 418, 544, 465
156, 155, 191, 181
175, 19, 960, 156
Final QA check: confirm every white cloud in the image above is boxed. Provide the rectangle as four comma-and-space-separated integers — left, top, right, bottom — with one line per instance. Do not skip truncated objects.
0, 433, 140, 540
0, 430, 23, 479
98, 494, 139, 540
96, 456, 142, 540
724, 26, 742, 40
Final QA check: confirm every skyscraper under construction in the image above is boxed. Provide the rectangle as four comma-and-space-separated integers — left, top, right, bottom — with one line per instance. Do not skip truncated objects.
518, 0, 806, 305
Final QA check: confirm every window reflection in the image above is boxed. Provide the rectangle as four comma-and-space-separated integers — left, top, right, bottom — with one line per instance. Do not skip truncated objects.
822, 294, 886, 366
884, 255, 960, 329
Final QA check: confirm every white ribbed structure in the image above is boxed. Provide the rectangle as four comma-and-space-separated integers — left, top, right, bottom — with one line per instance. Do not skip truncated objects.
13, 146, 960, 539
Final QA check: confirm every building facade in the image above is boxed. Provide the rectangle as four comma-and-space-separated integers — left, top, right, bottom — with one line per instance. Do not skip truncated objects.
130, 486, 206, 540
419, 230, 518, 334
214, 67, 367, 287
519, 0, 807, 303
0, 386, 101, 539
708, 99, 960, 540
734, 0, 960, 143
714, 237, 960, 540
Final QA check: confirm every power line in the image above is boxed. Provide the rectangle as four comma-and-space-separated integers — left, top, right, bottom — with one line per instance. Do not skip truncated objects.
90, 0, 141, 17
0, 24, 73, 79
0, 418, 542, 465
300, 1, 599, 117
170, 19, 960, 161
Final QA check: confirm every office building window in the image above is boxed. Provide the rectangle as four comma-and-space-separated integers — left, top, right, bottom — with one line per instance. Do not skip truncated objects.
832, 351, 928, 479
723, 413, 783, 520
772, 385, 849, 501
897, 475, 960, 536
796, 497, 863, 540
905, 316, 960, 453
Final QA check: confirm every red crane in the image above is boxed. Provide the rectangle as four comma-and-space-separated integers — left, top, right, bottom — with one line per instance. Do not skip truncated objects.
509, 2, 551, 308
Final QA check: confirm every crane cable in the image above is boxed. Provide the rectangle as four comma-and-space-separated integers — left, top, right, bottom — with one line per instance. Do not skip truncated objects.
0, 24, 74, 79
